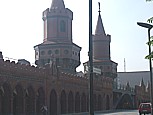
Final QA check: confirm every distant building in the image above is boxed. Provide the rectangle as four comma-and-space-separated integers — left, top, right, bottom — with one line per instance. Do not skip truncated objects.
117, 71, 150, 88
117, 71, 151, 108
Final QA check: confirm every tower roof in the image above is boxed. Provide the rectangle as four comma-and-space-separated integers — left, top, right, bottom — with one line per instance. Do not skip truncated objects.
140, 78, 145, 87
50, 0, 65, 9
95, 3, 106, 36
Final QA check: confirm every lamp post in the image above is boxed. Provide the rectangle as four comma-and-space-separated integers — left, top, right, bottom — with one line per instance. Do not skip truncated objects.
89, 0, 94, 115
137, 22, 153, 113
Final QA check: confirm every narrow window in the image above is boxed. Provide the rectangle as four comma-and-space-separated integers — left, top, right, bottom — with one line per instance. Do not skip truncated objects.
60, 20, 66, 32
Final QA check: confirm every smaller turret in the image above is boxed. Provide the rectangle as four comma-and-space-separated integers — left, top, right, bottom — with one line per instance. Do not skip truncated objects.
93, 2, 111, 61
91, 2, 117, 79
140, 78, 145, 87
146, 81, 150, 92
0, 51, 3, 60
95, 2, 106, 36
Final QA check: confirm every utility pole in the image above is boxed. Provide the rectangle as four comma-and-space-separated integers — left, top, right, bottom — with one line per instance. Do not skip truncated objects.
89, 0, 94, 114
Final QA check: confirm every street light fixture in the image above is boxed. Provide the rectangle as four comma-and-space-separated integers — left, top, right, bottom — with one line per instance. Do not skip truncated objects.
137, 22, 153, 114
89, 0, 94, 115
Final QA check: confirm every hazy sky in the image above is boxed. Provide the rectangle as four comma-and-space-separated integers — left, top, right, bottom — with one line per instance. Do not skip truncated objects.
0, 0, 153, 72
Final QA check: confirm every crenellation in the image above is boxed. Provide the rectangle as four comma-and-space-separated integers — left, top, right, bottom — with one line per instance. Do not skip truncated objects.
0, 59, 46, 78
47, 8, 73, 20
59, 72, 88, 85
11, 61, 15, 64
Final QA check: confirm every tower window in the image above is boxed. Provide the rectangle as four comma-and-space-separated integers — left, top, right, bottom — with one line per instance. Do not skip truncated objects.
41, 59, 45, 65
60, 20, 66, 32
55, 50, 59, 54
64, 50, 69, 54
75, 52, 77, 56
48, 50, 52, 55
41, 51, 45, 55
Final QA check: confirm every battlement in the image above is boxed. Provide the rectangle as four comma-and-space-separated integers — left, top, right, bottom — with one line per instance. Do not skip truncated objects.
60, 72, 88, 80
59, 71, 113, 89
42, 8, 73, 21
0, 59, 46, 78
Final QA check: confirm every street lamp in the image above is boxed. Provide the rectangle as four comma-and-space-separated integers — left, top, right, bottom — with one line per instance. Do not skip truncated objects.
137, 22, 153, 113
89, 0, 94, 115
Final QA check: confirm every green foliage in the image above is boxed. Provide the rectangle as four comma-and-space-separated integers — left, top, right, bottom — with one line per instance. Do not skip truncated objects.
146, 36, 153, 45
147, 17, 153, 23
145, 36, 153, 59
146, 0, 153, 23
145, 0, 153, 60
145, 52, 153, 59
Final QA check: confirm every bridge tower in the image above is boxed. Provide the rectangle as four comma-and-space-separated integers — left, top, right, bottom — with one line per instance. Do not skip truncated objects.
92, 3, 117, 79
34, 0, 81, 73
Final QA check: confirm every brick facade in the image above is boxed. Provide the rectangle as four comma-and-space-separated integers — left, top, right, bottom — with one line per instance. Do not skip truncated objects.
0, 58, 113, 115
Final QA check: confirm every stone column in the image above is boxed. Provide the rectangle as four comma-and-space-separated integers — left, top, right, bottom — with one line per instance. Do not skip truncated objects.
57, 92, 61, 115
34, 97, 36, 115
23, 92, 26, 115
10, 95, 13, 115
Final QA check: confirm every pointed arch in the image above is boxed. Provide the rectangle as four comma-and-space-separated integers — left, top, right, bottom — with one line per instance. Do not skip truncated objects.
60, 90, 67, 114
68, 91, 74, 113
0, 88, 2, 114
1, 83, 11, 114
75, 92, 80, 113
81, 93, 86, 112
116, 94, 133, 109
94, 94, 97, 111
25, 86, 35, 115
98, 95, 102, 111
106, 95, 110, 110
87, 95, 89, 112
50, 89, 57, 115
36, 87, 45, 114
13, 84, 24, 115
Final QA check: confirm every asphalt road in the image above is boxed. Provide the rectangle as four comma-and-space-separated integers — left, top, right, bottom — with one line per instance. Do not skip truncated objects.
63, 110, 150, 115
96, 110, 150, 115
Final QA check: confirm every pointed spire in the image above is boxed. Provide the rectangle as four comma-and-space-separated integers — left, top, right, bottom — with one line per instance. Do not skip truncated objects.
50, 0, 65, 9
95, 2, 106, 35
98, 2, 101, 15
140, 78, 145, 86
146, 81, 150, 91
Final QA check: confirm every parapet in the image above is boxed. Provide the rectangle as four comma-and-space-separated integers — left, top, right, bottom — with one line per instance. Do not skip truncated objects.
42, 7, 73, 21
0, 60, 46, 78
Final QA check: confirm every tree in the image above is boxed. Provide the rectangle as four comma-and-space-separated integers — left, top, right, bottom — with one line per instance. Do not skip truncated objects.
147, 17, 153, 23
145, 35, 153, 59
146, 0, 153, 23
144, 0, 153, 60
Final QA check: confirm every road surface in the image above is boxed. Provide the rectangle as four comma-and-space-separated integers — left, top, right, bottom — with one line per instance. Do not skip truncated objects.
96, 110, 150, 115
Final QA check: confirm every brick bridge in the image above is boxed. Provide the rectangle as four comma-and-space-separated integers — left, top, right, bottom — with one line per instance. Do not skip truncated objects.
113, 83, 135, 109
